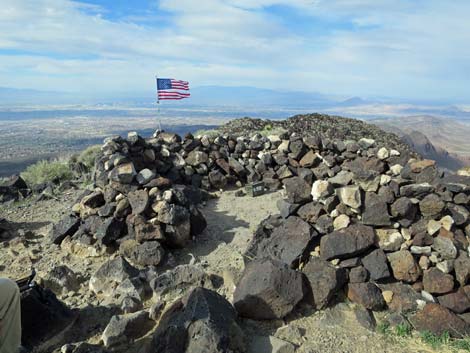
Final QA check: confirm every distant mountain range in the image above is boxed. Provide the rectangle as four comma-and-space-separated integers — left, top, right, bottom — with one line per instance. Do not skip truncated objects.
371, 115, 470, 171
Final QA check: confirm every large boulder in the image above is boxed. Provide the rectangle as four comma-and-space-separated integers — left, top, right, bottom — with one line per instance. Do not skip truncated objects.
0, 175, 28, 202
411, 303, 470, 338
150, 287, 245, 353
42, 265, 82, 295
320, 224, 375, 260
125, 241, 166, 267
302, 257, 347, 309
233, 259, 304, 320
438, 290, 470, 314
252, 216, 315, 267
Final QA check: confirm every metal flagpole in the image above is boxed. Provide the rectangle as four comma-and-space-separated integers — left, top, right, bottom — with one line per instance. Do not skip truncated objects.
155, 75, 162, 132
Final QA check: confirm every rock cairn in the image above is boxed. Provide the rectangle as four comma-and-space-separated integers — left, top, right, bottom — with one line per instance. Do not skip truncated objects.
48, 114, 470, 350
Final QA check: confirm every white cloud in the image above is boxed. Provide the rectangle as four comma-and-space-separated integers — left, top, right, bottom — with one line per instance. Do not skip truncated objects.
0, 0, 469, 100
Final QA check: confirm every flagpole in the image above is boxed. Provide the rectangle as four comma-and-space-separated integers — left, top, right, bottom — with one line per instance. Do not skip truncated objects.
155, 74, 162, 132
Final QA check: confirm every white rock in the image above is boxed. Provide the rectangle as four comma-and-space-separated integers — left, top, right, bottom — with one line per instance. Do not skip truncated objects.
136, 168, 156, 185
268, 135, 281, 143
427, 220, 441, 236
337, 185, 362, 209
421, 290, 436, 303
416, 299, 426, 310
376, 229, 404, 252
380, 175, 392, 185
401, 228, 412, 241
390, 164, 403, 176
277, 140, 290, 153
410, 246, 432, 255
440, 215, 454, 231
377, 147, 390, 160
311, 180, 333, 201
333, 214, 350, 230
330, 209, 339, 218
390, 149, 401, 156
358, 138, 376, 149
436, 260, 454, 274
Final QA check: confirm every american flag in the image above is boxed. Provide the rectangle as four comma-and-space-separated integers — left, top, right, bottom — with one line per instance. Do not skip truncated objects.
156, 78, 190, 100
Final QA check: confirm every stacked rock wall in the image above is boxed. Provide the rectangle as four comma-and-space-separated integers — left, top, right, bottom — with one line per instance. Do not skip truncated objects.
237, 131, 470, 337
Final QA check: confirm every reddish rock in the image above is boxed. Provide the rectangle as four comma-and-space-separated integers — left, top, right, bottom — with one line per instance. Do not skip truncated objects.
423, 268, 454, 295
411, 303, 470, 338
379, 283, 421, 313
347, 282, 385, 311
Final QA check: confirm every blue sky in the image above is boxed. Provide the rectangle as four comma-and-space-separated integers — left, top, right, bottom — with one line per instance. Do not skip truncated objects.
0, 0, 469, 101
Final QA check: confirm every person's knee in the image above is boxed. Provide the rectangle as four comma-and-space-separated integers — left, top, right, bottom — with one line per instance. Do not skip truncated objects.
0, 278, 20, 300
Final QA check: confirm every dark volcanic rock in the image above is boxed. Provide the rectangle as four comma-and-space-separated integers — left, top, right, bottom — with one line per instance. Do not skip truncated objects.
95, 217, 126, 245
438, 290, 470, 314
233, 259, 304, 320
361, 249, 390, 281
150, 265, 215, 296
128, 189, 149, 215
151, 287, 244, 353
390, 197, 417, 226
302, 257, 347, 309
455, 253, 470, 286
50, 215, 80, 244
379, 283, 421, 313
411, 303, 470, 338
320, 224, 375, 260
127, 241, 165, 267
349, 266, 369, 283
253, 216, 315, 267
90, 256, 139, 295
283, 177, 312, 204
362, 192, 391, 226
208, 170, 227, 189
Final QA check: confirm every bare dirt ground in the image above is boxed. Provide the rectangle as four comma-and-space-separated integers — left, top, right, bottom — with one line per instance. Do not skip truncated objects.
0, 188, 455, 352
